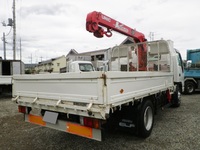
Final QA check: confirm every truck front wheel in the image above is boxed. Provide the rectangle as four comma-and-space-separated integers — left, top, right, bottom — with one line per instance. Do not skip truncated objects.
172, 85, 181, 107
137, 100, 154, 138
185, 81, 195, 94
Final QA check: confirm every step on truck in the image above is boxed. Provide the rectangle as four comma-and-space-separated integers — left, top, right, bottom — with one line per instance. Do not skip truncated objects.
12, 11, 184, 141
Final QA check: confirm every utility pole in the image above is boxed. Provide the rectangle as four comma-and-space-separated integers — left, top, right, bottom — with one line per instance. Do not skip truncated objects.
29, 54, 33, 64
2, 18, 12, 60
20, 38, 22, 74
3, 32, 6, 60
13, 0, 16, 60
149, 32, 154, 41
20, 38, 22, 61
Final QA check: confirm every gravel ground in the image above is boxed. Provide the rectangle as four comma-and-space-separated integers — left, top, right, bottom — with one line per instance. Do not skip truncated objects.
0, 93, 200, 150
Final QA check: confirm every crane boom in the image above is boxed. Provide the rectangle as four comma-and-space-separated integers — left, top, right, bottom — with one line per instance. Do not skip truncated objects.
86, 11, 147, 70
86, 11, 146, 42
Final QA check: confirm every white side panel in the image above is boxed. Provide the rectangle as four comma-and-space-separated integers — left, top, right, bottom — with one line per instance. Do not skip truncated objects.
105, 71, 174, 106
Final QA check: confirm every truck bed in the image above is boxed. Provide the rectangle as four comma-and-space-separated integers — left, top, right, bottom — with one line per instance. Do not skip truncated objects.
13, 71, 174, 119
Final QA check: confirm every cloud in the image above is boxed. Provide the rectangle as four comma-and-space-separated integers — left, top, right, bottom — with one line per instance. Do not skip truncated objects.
19, 3, 72, 17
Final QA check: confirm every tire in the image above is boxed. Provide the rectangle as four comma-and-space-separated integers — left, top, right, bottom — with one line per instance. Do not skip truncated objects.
137, 100, 154, 138
172, 85, 181, 107
185, 81, 195, 94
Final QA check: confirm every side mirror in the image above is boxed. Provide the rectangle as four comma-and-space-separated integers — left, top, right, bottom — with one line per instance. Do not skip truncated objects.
186, 60, 192, 68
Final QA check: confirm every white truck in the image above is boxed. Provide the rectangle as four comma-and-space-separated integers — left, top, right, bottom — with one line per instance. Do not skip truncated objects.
12, 40, 184, 141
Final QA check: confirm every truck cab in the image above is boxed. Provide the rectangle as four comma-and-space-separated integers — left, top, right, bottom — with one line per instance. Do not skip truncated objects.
173, 49, 185, 93
68, 61, 95, 72
184, 49, 200, 94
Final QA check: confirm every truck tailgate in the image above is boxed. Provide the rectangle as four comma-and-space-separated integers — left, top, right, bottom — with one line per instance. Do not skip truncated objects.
13, 72, 104, 103
12, 72, 109, 119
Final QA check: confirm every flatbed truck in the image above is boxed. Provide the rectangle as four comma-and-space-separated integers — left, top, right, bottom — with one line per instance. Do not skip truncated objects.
12, 40, 184, 141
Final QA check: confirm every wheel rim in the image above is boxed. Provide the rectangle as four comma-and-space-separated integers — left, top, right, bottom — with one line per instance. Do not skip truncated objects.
144, 106, 153, 131
187, 84, 194, 93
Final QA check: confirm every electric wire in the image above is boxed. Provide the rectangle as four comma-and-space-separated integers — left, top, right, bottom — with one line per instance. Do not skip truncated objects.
5, 27, 12, 36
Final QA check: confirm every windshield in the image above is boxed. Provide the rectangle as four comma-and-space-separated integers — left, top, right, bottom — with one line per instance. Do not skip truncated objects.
79, 63, 94, 72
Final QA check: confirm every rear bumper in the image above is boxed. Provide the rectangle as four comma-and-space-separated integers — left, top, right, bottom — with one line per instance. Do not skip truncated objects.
24, 114, 102, 141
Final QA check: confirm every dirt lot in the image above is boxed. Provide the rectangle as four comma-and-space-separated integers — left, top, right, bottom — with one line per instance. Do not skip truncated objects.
0, 93, 200, 150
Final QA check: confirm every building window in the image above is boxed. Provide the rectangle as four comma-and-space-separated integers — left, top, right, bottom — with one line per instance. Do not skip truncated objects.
57, 63, 60, 67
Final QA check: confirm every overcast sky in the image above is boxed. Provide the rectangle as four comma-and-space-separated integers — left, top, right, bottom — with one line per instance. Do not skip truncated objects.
0, 0, 200, 63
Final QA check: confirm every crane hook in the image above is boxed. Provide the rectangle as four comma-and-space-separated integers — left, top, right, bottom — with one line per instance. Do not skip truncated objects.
104, 29, 112, 37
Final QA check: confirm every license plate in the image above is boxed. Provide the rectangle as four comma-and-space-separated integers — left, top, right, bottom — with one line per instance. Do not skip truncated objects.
43, 111, 58, 124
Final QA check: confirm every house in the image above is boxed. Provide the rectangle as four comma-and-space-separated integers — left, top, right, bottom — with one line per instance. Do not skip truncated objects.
35, 55, 66, 73
66, 49, 91, 62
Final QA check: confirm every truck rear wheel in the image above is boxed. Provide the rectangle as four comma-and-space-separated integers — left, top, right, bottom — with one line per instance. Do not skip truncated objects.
137, 99, 154, 138
185, 81, 195, 94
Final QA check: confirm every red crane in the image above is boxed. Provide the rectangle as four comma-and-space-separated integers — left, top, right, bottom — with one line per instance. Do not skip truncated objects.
86, 11, 147, 71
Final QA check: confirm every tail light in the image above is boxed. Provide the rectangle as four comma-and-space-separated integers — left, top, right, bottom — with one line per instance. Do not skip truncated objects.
18, 106, 26, 113
166, 90, 171, 102
80, 117, 100, 129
